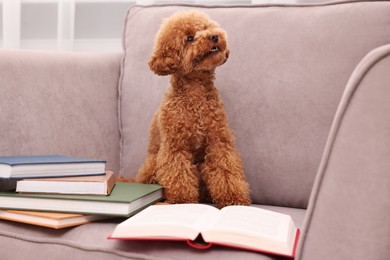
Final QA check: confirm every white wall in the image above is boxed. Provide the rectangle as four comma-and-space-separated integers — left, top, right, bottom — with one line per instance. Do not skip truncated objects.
1, 0, 136, 52
0, 0, 325, 53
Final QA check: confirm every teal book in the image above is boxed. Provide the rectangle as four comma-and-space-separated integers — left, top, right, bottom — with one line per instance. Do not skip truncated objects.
0, 182, 163, 217
0, 155, 106, 179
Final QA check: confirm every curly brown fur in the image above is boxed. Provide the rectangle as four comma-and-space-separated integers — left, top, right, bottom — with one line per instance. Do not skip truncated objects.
136, 11, 251, 208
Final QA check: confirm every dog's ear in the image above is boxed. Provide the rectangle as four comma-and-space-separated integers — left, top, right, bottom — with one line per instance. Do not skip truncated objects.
148, 50, 179, 76
148, 29, 182, 76
148, 15, 184, 76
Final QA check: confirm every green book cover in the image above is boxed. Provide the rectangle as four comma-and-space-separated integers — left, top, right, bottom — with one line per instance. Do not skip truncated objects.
0, 182, 163, 216
0, 182, 160, 202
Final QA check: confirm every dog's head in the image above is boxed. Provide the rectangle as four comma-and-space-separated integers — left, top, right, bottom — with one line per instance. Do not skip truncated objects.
149, 11, 229, 76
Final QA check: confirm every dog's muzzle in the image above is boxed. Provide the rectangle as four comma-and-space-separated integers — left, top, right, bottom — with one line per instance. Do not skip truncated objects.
209, 35, 219, 43
210, 46, 219, 52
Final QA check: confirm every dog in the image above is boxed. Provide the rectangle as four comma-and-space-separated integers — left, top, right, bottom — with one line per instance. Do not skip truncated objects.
136, 11, 251, 208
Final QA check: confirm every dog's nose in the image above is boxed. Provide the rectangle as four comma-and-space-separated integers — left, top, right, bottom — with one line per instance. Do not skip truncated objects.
209, 35, 219, 43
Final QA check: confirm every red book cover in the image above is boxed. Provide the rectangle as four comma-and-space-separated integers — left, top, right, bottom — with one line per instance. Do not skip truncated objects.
108, 229, 299, 258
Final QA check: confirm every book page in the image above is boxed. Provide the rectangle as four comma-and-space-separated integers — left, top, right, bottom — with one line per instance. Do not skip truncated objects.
111, 204, 220, 240
203, 206, 294, 243
131, 204, 218, 228
200, 206, 297, 255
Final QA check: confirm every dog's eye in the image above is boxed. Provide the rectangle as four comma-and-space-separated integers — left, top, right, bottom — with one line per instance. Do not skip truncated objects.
186, 36, 194, 43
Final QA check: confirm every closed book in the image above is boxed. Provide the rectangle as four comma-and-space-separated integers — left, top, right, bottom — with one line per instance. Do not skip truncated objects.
109, 204, 300, 258
0, 210, 112, 229
0, 155, 106, 179
0, 182, 163, 217
16, 171, 116, 195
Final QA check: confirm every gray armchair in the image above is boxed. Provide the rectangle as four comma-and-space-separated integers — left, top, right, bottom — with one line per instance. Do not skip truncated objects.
0, 1, 389, 259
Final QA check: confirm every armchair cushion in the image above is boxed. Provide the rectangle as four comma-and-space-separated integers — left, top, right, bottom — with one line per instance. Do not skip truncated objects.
0, 205, 305, 260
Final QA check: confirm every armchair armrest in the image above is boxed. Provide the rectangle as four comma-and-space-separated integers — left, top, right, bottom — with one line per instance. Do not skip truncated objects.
298, 44, 390, 260
0, 50, 122, 174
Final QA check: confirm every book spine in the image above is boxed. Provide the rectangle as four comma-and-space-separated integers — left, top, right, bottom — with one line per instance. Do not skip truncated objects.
186, 239, 212, 250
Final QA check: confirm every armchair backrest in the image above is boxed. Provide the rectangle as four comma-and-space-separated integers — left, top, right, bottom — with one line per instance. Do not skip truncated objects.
118, 1, 390, 208
0, 51, 122, 174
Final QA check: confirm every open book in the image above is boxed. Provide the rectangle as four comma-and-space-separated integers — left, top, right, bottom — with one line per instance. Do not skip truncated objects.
109, 204, 300, 258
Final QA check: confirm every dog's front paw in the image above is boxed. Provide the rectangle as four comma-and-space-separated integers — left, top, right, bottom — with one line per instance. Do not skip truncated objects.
213, 194, 251, 208
210, 181, 252, 208
163, 185, 199, 204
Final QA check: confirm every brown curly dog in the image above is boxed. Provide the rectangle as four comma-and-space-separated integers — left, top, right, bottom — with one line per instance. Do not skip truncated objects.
136, 11, 251, 208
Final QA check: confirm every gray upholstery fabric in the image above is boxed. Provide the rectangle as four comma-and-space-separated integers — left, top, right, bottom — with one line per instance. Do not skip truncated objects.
118, 1, 390, 208
0, 50, 122, 174
298, 44, 390, 260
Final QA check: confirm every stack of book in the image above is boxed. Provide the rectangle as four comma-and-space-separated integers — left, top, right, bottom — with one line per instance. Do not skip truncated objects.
0, 155, 162, 229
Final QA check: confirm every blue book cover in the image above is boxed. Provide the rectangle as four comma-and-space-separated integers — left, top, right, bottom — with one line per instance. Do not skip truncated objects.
0, 155, 106, 166
0, 155, 106, 179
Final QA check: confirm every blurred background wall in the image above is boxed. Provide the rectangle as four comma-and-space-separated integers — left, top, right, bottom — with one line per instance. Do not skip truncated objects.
0, 0, 328, 53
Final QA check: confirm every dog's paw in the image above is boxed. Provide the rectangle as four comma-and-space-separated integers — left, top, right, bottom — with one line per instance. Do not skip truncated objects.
216, 198, 251, 209
163, 187, 199, 205
212, 191, 252, 208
